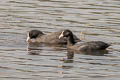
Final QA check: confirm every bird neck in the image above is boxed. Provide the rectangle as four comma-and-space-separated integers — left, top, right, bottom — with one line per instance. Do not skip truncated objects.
67, 35, 75, 46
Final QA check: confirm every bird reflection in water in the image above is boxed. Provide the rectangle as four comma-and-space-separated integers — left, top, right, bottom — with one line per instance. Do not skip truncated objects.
63, 49, 109, 62
62, 49, 109, 69
62, 50, 74, 63
27, 42, 43, 55
27, 42, 66, 55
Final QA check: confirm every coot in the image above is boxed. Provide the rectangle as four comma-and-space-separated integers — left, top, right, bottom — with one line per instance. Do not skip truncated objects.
59, 29, 110, 51
27, 29, 80, 44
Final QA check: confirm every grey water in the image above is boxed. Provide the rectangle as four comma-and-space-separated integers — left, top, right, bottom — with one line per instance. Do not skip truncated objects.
0, 0, 120, 80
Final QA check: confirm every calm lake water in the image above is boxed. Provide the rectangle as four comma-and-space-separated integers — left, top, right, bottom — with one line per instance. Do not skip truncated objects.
0, 0, 120, 80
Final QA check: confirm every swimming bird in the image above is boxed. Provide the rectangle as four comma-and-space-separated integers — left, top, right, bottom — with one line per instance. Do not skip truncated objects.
59, 29, 110, 52
27, 29, 80, 44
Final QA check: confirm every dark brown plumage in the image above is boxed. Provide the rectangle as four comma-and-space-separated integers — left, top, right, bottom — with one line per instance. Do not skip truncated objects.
27, 29, 80, 44
59, 29, 110, 51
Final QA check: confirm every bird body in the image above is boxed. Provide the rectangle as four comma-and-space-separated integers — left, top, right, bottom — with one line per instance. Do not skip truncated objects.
27, 29, 80, 44
59, 30, 110, 52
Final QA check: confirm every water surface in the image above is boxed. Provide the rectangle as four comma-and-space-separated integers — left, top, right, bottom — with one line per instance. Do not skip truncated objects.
0, 0, 120, 80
